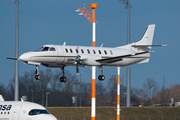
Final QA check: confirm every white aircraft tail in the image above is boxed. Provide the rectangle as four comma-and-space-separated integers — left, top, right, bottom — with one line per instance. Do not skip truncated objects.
0, 95, 5, 101
118, 24, 155, 51
117, 24, 156, 64
134, 24, 155, 47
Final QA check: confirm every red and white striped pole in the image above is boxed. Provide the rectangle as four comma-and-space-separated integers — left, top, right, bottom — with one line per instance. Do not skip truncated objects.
91, 3, 98, 120
117, 66, 121, 120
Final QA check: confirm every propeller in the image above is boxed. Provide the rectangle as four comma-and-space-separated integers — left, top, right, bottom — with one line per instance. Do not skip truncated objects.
75, 46, 80, 75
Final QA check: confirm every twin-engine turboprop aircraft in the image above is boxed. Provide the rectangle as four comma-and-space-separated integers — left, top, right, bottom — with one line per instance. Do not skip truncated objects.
0, 95, 57, 120
7, 24, 165, 82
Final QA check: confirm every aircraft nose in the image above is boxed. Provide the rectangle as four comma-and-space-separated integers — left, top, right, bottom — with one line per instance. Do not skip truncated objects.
19, 52, 31, 61
51, 115, 57, 120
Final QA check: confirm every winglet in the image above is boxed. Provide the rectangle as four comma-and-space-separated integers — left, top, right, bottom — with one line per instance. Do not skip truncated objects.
0, 95, 5, 101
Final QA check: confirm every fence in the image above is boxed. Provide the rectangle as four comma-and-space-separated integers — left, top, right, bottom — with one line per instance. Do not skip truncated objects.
56, 115, 180, 120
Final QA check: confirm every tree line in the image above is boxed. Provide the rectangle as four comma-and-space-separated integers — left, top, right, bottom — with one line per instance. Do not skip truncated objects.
1, 69, 179, 107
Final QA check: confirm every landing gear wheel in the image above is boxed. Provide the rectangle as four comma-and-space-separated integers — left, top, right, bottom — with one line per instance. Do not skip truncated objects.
60, 67, 67, 82
98, 75, 105, 81
35, 75, 41, 80
98, 66, 105, 81
60, 77, 66, 82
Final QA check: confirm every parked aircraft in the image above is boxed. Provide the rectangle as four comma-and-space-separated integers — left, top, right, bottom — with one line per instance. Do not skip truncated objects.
0, 95, 57, 120
7, 24, 165, 82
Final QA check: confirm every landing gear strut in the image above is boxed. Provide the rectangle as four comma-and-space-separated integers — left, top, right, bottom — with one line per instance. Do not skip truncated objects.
98, 66, 105, 81
60, 67, 66, 82
35, 65, 41, 80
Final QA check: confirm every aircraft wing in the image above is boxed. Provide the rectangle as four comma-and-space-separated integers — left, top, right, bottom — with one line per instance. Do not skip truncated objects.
96, 51, 151, 63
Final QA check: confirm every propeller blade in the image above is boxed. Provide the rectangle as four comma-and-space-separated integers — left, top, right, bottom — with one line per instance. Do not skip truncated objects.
76, 63, 79, 75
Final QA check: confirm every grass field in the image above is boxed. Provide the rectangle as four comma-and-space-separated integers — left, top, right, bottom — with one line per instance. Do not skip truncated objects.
47, 106, 180, 120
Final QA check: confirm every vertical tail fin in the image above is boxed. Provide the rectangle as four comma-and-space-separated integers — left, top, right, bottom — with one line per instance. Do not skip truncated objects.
117, 24, 156, 51
134, 24, 155, 47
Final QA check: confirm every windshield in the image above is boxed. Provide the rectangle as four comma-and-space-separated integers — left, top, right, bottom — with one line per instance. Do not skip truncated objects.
28, 109, 50, 115
36, 46, 55, 51
37, 46, 44, 51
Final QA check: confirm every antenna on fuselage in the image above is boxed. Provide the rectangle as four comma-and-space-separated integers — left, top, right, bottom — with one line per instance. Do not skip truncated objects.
63, 42, 66, 46
100, 44, 103, 47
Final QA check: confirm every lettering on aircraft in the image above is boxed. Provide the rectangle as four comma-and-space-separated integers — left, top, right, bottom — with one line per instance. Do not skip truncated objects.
0, 105, 12, 111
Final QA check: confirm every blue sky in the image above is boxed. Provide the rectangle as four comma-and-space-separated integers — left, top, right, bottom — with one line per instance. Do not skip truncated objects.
0, 0, 180, 90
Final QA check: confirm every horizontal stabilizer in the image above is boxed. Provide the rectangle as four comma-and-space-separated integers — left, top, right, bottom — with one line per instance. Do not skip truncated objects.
132, 45, 167, 47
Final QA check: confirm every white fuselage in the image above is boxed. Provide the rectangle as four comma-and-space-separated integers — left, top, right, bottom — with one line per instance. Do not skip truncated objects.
19, 45, 150, 68
0, 101, 57, 120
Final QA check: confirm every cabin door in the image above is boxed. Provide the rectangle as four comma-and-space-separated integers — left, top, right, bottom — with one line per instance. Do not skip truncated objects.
13, 105, 22, 120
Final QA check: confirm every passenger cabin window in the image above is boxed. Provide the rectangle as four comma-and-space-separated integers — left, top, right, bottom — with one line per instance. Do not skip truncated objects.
110, 50, 113, 55
81, 49, 84, 53
98, 50, 101, 54
29, 109, 50, 116
70, 49, 73, 53
93, 50, 96, 54
87, 49, 90, 54
49, 47, 55, 51
104, 50, 107, 55
76, 49, 78, 53
65, 48, 68, 53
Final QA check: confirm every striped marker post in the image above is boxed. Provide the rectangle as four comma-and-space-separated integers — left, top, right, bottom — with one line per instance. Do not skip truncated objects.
117, 67, 121, 120
77, 4, 98, 120
91, 4, 98, 120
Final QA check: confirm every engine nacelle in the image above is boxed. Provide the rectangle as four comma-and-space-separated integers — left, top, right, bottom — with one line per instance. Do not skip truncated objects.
79, 54, 102, 66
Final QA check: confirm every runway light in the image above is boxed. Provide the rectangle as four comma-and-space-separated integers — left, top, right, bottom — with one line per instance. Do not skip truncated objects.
78, 13, 83, 15
75, 10, 80, 12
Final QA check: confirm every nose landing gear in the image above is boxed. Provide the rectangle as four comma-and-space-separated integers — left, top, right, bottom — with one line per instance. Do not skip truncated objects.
60, 67, 66, 82
98, 66, 105, 81
35, 65, 41, 80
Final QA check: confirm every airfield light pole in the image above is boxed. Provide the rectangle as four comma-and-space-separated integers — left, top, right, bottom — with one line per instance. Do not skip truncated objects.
14, 0, 19, 101
42, 89, 44, 106
76, 3, 98, 120
80, 72, 82, 107
31, 90, 33, 102
163, 74, 165, 107
119, 0, 131, 107
46, 92, 50, 107
117, 67, 121, 120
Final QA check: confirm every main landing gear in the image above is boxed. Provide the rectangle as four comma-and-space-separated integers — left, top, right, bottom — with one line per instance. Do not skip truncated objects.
98, 66, 105, 81
35, 65, 41, 80
60, 67, 66, 82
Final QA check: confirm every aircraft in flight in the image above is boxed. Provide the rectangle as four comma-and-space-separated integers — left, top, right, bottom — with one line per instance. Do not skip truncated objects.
0, 95, 57, 120
7, 24, 165, 82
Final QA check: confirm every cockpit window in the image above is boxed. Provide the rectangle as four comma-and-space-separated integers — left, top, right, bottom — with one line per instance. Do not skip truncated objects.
37, 47, 44, 51
49, 47, 56, 51
29, 109, 50, 116
42, 47, 49, 51
37, 46, 55, 51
